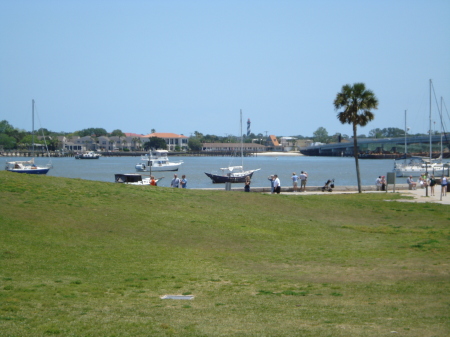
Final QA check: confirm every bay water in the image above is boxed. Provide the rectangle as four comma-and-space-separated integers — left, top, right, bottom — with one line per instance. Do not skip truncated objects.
11, 155, 401, 189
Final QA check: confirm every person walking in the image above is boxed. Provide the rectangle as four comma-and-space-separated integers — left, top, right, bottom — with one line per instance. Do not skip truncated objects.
244, 176, 251, 192
171, 174, 180, 188
291, 172, 299, 192
429, 175, 436, 196
273, 174, 281, 194
180, 175, 187, 188
441, 175, 448, 196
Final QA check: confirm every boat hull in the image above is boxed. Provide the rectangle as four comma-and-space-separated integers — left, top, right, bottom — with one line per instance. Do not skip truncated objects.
135, 150, 183, 173
204, 171, 255, 183
114, 173, 163, 185
135, 164, 180, 172
393, 158, 448, 177
6, 168, 50, 175
395, 166, 447, 177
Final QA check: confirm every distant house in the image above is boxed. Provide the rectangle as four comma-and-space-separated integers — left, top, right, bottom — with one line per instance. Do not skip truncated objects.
97, 136, 112, 151
295, 139, 313, 148
142, 132, 188, 151
66, 136, 95, 151
57, 135, 94, 152
62, 136, 82, 152
63, 134, 143, 152
202, 143, 267, 152
280, 137, 297, 152
107, 136, 125, 151
265, 135, 282, 151
54, 132, 189, 152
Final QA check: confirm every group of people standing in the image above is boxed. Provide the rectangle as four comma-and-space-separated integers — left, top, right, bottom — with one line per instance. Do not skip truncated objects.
170, 174, 188, 188
266, 175, 281, 194
407, 173, 447, 196
375, 176, 387, 191
291, 171, 308, 192
263, 171, 308, 194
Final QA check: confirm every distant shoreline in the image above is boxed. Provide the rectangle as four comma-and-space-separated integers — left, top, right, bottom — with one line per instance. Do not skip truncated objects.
253, 152, 303, 156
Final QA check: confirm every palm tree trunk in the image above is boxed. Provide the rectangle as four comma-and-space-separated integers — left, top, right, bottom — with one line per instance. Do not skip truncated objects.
352, 123, 362, 193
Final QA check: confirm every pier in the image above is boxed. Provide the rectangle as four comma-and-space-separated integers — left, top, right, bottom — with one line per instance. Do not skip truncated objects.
300, 135, 449, 158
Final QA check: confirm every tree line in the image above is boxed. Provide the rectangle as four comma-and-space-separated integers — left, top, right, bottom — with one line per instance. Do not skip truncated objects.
0, 123, 131, 151
0, 119, 433, 152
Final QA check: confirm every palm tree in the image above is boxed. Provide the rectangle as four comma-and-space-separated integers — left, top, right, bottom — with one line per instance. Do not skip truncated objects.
110, 139, 116, 151
132, 137, 143, 151
136, 137, 142, 150
194, 131, 204, 139
334, 83, 378, 193
121, 138, 127, 151
91, 135, 99, 151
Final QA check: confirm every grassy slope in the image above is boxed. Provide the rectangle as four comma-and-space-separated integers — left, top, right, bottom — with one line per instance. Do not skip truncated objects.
0, 171, 449, 336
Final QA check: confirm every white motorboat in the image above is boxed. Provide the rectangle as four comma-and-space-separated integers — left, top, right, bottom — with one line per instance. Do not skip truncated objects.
5, 100, 52, 175
75, 151, 101, 159
135, 150, 183, 172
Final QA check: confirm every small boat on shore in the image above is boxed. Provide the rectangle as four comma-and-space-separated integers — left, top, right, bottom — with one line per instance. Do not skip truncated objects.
75, 151, 101, 159
114, 173, 163, 185
135, 150, 183, 172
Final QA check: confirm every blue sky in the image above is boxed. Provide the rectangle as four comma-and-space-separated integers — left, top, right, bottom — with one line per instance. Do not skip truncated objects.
1, 0, 449, 138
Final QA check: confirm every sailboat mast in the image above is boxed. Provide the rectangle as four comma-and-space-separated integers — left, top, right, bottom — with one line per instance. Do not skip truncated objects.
32, 99, 35, 158
440, 96, 443, 162
404, 110, 407, 163
240, 109, 243, 168
429, 79, 432, 160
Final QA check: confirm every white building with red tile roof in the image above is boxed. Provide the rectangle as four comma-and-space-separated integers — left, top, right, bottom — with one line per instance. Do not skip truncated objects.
143, 132, 188, 151
124, 133, 146, 138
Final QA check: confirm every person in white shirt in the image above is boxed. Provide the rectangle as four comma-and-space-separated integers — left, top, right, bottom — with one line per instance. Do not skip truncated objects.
406, 176, 416, 190
375, 176, 382, 191
171, 174, 180, 188
442, 176, 448, 196
273, 174, 281, 194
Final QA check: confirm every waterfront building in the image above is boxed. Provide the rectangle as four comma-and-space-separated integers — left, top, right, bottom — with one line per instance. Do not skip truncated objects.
143, 132, 188, 151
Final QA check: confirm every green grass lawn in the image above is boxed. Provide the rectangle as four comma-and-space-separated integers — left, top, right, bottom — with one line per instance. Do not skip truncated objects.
0, 171, 449, 336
